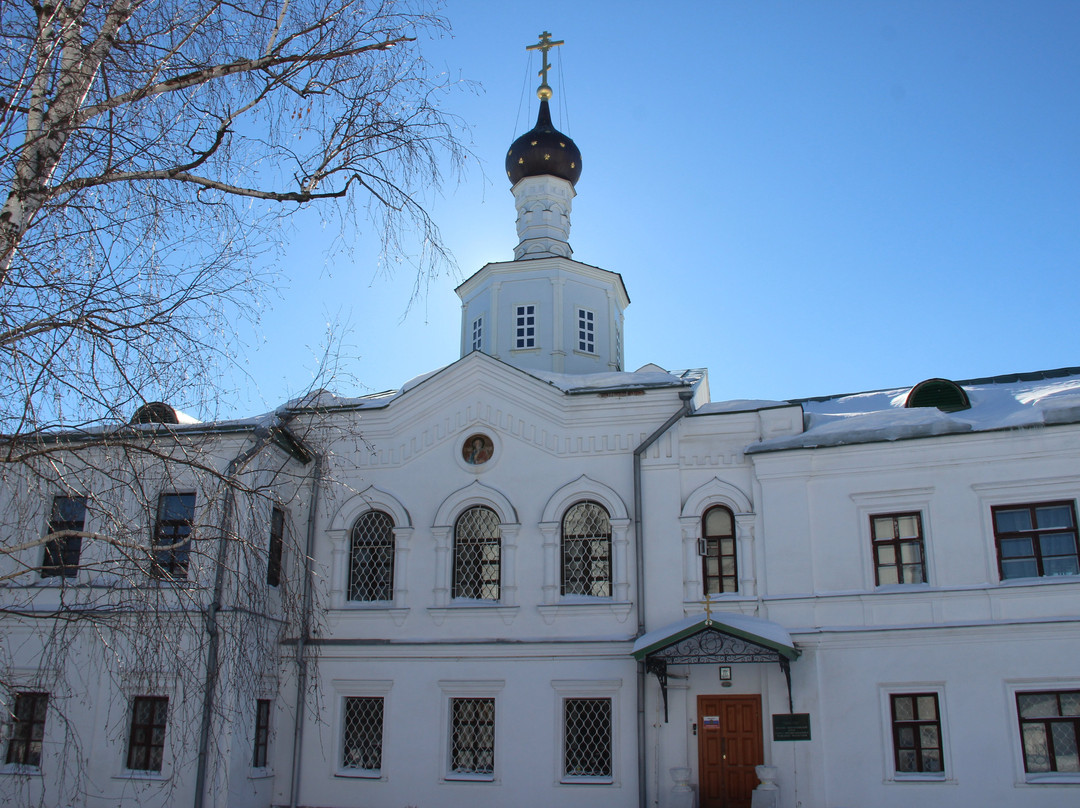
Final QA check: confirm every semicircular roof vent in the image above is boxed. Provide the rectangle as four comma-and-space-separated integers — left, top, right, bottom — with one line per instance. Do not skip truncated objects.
131, 401, 180, 425
904, 379, 971, 413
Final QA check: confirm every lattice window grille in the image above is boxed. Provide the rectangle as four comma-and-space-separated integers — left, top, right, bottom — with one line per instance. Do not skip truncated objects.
564, 698, 612, 777
348, 511, 394, 602
342, 697, 384, 771
450, 697, 495, 775
561, 501, 612, 597
453, 507, 501, 601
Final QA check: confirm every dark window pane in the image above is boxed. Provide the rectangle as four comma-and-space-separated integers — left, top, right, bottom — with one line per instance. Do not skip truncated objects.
5, 693, 49, 767
267, 507, 285, 587
153, 494, 195, 579
41, 496, 86, 577
994, 502, 1079, 581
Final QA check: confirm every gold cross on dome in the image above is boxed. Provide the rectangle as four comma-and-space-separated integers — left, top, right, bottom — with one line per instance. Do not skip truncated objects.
526, 30, 564, 100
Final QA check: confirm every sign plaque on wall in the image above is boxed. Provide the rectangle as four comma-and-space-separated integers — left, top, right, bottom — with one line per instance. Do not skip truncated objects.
772, 713, 811, 741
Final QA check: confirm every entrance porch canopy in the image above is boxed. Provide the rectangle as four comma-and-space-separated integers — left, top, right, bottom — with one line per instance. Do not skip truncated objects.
632, 612, 799, 721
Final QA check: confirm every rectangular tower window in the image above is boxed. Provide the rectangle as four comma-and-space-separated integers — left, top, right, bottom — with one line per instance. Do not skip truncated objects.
514, 304, 536, 349
577, 308, 595, 353
471, 316, 483, 352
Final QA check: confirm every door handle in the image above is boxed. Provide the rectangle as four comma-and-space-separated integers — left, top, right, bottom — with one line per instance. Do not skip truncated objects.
722, 739, 727, 760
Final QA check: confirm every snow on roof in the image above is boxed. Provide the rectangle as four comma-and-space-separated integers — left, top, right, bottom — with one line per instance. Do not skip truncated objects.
633, 611, 797, 659
695, 399, 791, 415
283, 362, 703, 412
531, 367, 703, 393
748, 367, 1080, 452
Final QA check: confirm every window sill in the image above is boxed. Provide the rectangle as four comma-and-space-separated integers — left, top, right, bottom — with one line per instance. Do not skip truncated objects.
874, 583, 932, 593
998, 574, 1080, 587
0, 765, 42, 777
1021, 772, 1080, 785
336, 768, 382, 780
112, 771, 169, 781
248, 767, 274, 781
444, 772, 496, 783
887, 772, 951, 784
561, 775, 614, 785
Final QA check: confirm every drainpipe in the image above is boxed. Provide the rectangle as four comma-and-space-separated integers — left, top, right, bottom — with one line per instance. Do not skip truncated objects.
289, 452, 323, 808
193, 427, 275, 808
634, 389, 695, 808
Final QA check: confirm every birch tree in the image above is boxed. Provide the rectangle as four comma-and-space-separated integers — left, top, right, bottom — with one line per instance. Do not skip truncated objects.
0, 0, 463, 440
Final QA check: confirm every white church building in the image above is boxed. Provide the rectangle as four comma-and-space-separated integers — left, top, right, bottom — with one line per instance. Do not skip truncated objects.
2, 36, 1079, 808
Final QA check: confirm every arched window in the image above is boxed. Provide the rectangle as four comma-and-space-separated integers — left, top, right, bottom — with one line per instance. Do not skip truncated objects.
561, 501, 612, 598
702, 505, 737, 595
348, 510, 395, 602
453, 506, 501, 601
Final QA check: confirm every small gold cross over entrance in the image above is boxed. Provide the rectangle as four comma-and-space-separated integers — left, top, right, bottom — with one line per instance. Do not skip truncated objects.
700, 597, 714, 625
526, 30, 564, 100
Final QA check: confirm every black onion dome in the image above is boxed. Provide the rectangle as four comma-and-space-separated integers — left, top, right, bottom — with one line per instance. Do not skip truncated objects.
505, 99, 582, 187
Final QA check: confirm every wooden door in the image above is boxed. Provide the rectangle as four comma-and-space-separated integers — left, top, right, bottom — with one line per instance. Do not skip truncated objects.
697, 695, 763, 808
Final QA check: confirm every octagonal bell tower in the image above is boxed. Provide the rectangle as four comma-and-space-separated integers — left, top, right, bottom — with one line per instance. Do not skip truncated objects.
456, 32, 629, 376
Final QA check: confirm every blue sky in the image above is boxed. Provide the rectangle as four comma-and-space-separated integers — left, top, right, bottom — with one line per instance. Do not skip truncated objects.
224, 1, 1080, 418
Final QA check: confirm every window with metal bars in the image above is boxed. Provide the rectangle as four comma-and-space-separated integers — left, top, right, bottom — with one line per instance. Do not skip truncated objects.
701, 505, 737, 594
564, 698, 612, 779
342, 696, 384, 772
252, 699, 271, 768
993, 501, 1079, 580
40, 495, 86, 577
561, 501, 611, 597
267, 506, 285, 587
871, 512, 926, 585
126, 696, 168, 772
4, 692, 48, 767
1016, 690, 1080, 773
449, 697, 495, 777
152, 493, 194, 579
453, 507, 500, 601
348, 511, 395, 602
890, 693, 943, 774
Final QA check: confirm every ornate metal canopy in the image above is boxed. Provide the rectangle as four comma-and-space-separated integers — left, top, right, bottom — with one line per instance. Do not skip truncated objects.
632, 613, 799, 722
